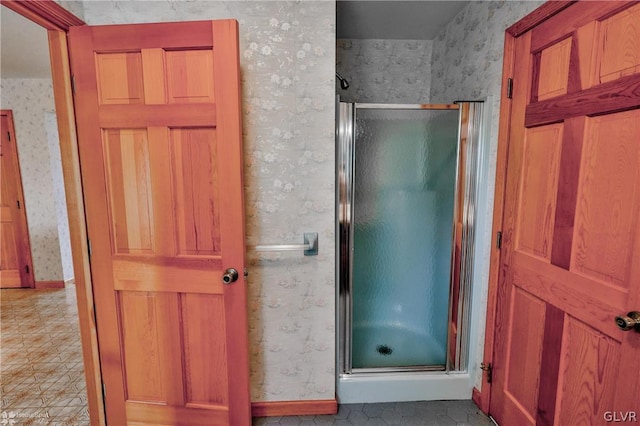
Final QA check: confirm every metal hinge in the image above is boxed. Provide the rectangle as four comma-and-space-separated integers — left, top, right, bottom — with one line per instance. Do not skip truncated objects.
496, 231, 502, 250
16, 200, 20, 209
88, 239, 92, 258
506, 78, 513, 99
102, 382, 106, 398
71, 75, 76, 94
25, 265, 30, 274
481, 362, 493, 383
7, 131, 10, 141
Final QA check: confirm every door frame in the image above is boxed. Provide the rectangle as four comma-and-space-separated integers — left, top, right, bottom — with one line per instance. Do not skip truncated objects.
474, 0, 575, 415
1, 109, 35, 288
1, 1, 105, 424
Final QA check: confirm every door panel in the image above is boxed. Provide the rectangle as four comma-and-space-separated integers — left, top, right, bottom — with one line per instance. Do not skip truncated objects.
103, 128, 154, 254
69, 20, 249, 425
491, 2, 640, 425
597, 4, 640, 84
0, 111, 34, 289
505, 287, 545, 419
558, 317, 621, 425
171, 128, 221, 256
516, 124, 563, 260
571, 111, 640, 286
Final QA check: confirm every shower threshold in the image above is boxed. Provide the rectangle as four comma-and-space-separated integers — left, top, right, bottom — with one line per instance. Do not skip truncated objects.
337, 370, 472, 404
349, 365, 445, 374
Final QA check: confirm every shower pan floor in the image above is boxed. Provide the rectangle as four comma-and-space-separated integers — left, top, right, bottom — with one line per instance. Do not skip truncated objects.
351, 324, 446, 369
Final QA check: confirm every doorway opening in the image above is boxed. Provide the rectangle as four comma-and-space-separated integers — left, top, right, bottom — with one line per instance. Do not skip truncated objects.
336, 101, 485, 402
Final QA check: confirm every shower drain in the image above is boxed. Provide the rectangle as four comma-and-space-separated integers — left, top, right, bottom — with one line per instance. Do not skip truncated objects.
376, 344, 393, 356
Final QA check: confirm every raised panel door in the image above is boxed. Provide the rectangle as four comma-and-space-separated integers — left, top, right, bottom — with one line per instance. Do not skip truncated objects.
491, 3, 640, 425
0, 111, 34, 289
69, 20, 249, 425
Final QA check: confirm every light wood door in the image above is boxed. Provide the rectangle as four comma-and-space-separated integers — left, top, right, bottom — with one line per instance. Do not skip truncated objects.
491, 2, 640, 425
0, 111, 34, 289
69, 21, 250, 425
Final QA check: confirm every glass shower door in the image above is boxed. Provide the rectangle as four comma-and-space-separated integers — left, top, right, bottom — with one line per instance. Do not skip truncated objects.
350, 106, 460, 369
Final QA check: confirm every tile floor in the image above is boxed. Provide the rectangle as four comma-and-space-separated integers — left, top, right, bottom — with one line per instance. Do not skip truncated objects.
1, 286, 89, 425
253, 400, 493, 425
1, 287, 493, 426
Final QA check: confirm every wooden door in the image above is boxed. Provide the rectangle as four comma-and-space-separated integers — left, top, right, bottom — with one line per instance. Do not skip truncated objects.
69, 20, 250, 425
0, 110, 34, 289
491, 2, 640, 425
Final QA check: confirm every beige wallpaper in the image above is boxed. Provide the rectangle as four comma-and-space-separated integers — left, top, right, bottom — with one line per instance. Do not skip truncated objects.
45, 112, 74, 281
80, 0, 336, 402
336, 38, 432, 103
0, 79, 71, 283
54, 0, 84, 20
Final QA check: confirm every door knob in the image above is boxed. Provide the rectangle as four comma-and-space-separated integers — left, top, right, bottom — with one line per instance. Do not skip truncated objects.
615, 311, 640, 332
222, 268, 239, 284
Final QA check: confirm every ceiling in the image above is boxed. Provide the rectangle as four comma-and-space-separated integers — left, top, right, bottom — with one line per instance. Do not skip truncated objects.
337, 1, 469, 40
1, 1, 469, 79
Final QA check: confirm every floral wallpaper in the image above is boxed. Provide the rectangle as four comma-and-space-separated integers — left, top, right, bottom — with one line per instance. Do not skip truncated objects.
336, 39, 432, 103
429, 0, 543, 389
80, 0, 336, 402
54, 0, 84, 20
45, 112, 74, 281
0, 79, 70, 283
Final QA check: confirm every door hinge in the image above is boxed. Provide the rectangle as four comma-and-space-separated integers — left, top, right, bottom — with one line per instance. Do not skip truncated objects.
25, 265, 30, 274
87, 239, 92, 258
7, 131, 10, 141
506, 78, 513, 99
71, 75, 76, 94
16, 200, 20, 209
496, 231, 502, 250
102, 382, 106, 398
481, 362, 493, 383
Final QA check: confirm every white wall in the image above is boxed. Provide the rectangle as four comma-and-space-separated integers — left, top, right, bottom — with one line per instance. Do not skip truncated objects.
80, 0, 336, 402
429, 0, 543, 389
1, 79, 71, 283
336, 39, 432, 103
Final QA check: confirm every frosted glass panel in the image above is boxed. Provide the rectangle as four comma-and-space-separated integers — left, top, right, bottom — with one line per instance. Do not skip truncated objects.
351, 108, 459, 368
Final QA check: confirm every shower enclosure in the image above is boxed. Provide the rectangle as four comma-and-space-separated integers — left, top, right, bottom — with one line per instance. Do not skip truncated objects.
337, 102, 484, 402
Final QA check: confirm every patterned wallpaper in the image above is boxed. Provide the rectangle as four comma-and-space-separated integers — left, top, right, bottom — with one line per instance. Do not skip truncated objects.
45, 112, 74, 281
429, 0, 543, 389
54, 0, 84, 20
336, 39, 432, 103
0, 79, 70, 282
80, 0, 336, 402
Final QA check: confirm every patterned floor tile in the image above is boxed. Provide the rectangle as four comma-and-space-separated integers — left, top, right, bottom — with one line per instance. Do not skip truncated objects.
1, 286, 89, 425
3, 287, 493, 426
253, 401, 493, 425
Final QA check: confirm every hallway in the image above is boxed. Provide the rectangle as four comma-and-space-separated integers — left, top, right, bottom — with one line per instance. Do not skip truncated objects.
0, 286, 89, 425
